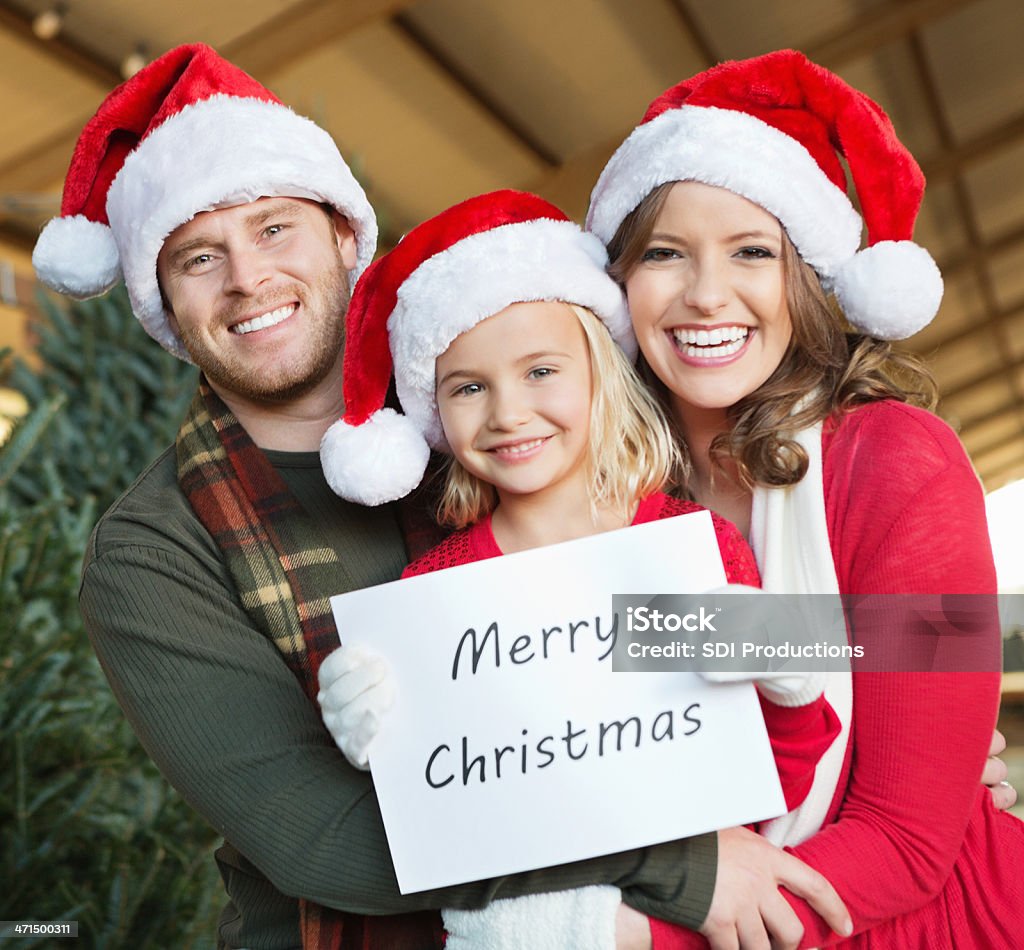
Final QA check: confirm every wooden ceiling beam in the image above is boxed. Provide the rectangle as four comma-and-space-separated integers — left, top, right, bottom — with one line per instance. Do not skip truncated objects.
390, 11, 560, 168
0, 0, 419, 196
978, 454, 1024, 487
972, 452, 1024, 482
804, 0, 980, 68
663, 0, 719, 66
952, 398, 1024, 433
0, 222, 37, 254
663, 0, 979, 71
525, 133, 624, 221
528, 0, 990, 213
922, 109, 1024, 182
941, 346, 1024, 402
222, 0, 419, 79
0, 2, 123, 193
969, 440, 1024, 475
907, 30, 1024, 451
939, 220, 1024, 281
0, 124, 81, 192
925, 300, 1024, 355
962, 422, 1024, 464
0, 0, 121, 86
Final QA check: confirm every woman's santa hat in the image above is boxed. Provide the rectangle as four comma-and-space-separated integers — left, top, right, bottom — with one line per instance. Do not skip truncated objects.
587, 49, 942, 340
32, 43, 377, 362
321, 189, 634, 506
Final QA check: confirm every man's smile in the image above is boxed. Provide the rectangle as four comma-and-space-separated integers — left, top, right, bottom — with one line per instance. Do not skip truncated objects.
230, 303, 298, 335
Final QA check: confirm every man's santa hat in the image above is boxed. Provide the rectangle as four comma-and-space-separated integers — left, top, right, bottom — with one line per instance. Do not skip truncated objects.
32, 43, 377, 362
320, 189, 634, 506
587, 49, 942, 340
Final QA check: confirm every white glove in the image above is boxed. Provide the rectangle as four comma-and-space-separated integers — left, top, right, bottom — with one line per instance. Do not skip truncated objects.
442, 886, 620, 950
702, 668, 827, 707
317, 644, 395, 770
698, 584, 826, 707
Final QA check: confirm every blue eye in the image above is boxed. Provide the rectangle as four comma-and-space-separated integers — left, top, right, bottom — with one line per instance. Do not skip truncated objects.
453, 382, 483, 397
528, 367, 555, 380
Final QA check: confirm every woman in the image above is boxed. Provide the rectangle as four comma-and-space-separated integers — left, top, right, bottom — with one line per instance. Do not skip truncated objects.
587, 49, 1024, 947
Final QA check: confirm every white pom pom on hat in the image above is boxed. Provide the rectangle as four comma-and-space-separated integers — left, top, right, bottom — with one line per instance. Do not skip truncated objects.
587, 49, 942, 341
832, 241, 944, 341
320, 409, 431, 508
32, 43, 377, 360
321, 189, 633, 505
32, 215, 121, 298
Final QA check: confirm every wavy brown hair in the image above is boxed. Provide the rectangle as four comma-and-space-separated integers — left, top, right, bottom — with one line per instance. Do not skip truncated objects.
606, 182, 938, 489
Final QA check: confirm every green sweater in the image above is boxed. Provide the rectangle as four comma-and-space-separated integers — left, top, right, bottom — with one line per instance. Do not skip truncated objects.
80, 445, 716, 949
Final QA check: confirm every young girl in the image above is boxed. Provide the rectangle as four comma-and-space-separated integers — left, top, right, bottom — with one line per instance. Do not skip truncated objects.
586, 49, 1024, 948
317, 189, 844, 947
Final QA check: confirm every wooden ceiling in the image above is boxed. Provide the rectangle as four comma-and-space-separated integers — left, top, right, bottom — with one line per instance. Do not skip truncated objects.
0, 0, 1022, 489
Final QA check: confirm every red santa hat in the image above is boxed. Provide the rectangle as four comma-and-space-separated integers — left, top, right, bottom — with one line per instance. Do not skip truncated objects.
587, 49, 942, 341
31, 43, 377, 362
320, 189, 634, 506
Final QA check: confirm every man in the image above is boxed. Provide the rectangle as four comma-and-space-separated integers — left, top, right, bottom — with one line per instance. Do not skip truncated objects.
34, 43, 854, 950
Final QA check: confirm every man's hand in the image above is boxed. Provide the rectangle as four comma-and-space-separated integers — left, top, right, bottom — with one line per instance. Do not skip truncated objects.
984, 729, 1018, 811
699, 827, 851, 950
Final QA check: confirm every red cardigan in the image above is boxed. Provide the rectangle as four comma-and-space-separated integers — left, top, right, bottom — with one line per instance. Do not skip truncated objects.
652, 402, 1024, 948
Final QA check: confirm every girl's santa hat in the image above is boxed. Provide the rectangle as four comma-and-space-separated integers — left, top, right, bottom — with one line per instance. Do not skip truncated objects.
321, 189, 634, 506
587, 49, 942, 340
32, 43, 377, 362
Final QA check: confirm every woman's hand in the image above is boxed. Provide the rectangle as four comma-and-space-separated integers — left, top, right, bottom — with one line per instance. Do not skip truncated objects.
700, 827, 852, 950
317, 644, 395, 770
984, 728, 1018, 811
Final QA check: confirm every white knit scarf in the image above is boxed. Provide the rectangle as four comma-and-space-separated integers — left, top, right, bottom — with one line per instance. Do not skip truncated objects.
751, 421, 853, 847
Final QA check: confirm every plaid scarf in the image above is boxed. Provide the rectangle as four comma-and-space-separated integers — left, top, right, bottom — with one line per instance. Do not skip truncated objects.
176, 382, 444, 950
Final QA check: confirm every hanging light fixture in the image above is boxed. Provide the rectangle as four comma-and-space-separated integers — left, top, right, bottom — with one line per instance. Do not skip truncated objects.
120, 43, 148, 80
32, 3, 67, 41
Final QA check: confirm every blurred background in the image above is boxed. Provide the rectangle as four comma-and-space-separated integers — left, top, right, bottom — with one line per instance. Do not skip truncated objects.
0, 0, 1022, 945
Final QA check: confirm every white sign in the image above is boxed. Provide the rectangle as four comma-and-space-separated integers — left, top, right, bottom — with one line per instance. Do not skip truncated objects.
331, 511, 786, 893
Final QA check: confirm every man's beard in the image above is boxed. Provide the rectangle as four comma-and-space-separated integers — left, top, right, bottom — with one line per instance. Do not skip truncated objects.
179, 256, 350, 404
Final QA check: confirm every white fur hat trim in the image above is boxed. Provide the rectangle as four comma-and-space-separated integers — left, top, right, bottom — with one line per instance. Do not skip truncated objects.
32, 215, 121, 298
320, 408, 431, 506
389, 217, 632, 451
587, 105, 863, 280
106, 95, 378, 361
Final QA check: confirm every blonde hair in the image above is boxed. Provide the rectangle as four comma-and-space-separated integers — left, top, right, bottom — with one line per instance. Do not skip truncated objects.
607, 183, 937, 489
436, 303, 685, 528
